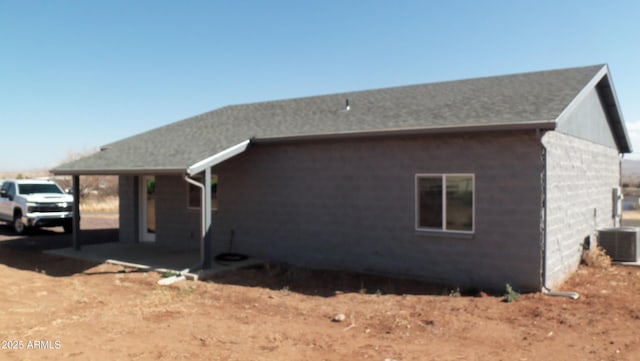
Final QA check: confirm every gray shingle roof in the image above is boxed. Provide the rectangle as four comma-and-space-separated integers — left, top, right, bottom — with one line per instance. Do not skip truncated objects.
53, 64, 628, 175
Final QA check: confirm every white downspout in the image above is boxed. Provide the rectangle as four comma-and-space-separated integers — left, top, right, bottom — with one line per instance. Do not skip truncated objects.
185, 171, 212, 269
538, 129, 580, 300
616, 153, 624, 227
203, 167, 212, 268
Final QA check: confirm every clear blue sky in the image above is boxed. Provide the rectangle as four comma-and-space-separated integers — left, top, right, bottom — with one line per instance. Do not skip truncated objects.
1, 1, 639, 171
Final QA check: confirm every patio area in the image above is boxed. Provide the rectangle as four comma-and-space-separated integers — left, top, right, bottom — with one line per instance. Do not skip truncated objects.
45, 242, 264, 280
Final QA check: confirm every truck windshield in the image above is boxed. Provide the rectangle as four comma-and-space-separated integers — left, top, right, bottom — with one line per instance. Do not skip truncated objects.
17, 184, 63, 195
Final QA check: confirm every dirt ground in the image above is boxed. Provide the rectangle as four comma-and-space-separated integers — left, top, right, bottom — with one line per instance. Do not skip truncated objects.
1, 216, 639, 361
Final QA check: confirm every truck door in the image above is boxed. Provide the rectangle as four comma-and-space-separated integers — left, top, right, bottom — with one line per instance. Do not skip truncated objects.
0, 181, 12, 220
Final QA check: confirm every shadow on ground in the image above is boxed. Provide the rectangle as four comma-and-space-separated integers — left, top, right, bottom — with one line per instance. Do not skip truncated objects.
207, 262, 479, 298
0, 250, 102, 277
0, 220, 484, 297
0, 224, 117, 277
0, 224, 118, 251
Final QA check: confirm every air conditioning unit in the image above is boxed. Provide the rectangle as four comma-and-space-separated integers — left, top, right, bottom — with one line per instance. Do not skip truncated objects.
598, 227, 640, 262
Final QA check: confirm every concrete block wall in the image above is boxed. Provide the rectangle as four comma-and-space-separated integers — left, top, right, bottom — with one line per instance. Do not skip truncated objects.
542, 130, 620, 288
118, 174, 214, 249
118, 175, 137, 243
211, 131, 545, 292
154, 175, 201, 250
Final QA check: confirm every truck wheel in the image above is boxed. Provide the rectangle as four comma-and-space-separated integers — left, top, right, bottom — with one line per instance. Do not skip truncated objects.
63, 220, 73, 234
13, 212, 26, 234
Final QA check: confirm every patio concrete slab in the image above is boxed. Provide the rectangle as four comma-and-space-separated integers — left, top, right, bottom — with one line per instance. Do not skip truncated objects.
45, 243, 264, 280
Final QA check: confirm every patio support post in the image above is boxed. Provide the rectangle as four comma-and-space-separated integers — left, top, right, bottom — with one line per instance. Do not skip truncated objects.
72, 175, 81, 250
203, 168, 212, 269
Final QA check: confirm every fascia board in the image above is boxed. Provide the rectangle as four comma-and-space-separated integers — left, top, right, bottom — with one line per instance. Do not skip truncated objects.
187, 139, 251, 176
555, 65, 608, 126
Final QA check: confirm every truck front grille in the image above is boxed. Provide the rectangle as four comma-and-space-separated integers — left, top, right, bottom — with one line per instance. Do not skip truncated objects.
29, 204, 73, 213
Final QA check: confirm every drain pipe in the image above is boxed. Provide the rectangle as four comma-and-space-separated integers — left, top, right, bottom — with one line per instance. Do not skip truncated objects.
538, 129, 580, 300
185, 173, 211, 269
617, 153, 624, 227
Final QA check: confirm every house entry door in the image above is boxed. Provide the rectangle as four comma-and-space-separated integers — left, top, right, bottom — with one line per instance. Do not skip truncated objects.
139, 176, 156, 242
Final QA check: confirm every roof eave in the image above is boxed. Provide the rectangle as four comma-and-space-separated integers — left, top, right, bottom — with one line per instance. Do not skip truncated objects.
51, 167, 186, 176
254, 121, 557, 144
52, 140, 253, 177
52, 123, 554, 176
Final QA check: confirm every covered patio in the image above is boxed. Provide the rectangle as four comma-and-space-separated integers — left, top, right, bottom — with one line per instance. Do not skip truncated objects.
52, 140, 253, 274
45, 242, 262, 280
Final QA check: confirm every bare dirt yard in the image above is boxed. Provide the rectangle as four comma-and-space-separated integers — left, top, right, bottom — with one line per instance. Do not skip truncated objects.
1, 215, 640, 361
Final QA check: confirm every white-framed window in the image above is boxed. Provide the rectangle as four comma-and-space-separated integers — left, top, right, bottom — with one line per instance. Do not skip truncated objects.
188, 174, 218, 211
415, 174, 474, 233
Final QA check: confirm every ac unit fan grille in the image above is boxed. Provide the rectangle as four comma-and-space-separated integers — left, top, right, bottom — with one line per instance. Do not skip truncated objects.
598, 227, 639, 262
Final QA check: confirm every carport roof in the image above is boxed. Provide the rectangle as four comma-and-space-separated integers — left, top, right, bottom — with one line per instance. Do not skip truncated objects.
52, 64, 631, 175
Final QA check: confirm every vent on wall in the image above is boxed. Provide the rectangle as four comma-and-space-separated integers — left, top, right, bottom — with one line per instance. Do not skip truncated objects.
598, 227, 640, 262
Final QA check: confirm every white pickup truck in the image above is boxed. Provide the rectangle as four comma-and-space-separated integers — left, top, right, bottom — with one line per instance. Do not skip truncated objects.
0, 179, 74, 234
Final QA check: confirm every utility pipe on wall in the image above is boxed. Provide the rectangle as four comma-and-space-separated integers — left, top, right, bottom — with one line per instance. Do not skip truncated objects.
538, 129, 580, 300
184, 170, 213, 269
203, 168, 212, 269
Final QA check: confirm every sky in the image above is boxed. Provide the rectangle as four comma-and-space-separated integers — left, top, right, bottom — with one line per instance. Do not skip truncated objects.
1, 0, 639, 172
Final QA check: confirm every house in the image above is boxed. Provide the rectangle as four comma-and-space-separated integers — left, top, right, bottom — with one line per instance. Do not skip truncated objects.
53, 64, 632, 292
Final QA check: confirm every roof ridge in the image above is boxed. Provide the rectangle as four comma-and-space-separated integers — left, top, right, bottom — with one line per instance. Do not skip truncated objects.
221, 64, 606, 109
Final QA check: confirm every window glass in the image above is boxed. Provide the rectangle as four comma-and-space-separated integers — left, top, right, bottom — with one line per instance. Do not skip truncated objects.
8, 183, 16, 198
418, 176, 443, 229
17, 183, 62, 195
446, 176, 474, 231
416, 174, 474, 232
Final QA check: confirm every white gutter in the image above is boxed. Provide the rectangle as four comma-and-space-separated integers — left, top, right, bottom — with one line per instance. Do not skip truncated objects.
187, 139, 251, 176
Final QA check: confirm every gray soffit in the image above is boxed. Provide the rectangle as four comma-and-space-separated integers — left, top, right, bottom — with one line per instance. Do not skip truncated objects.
52, 64, 627, 175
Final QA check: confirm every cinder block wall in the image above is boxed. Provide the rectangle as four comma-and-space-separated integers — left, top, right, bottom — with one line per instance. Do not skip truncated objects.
154, 175, 202, 250
118, 174, 209, 249
542, 131, 620, 288
212, 132, 544, 292
118, 175, 137, 243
